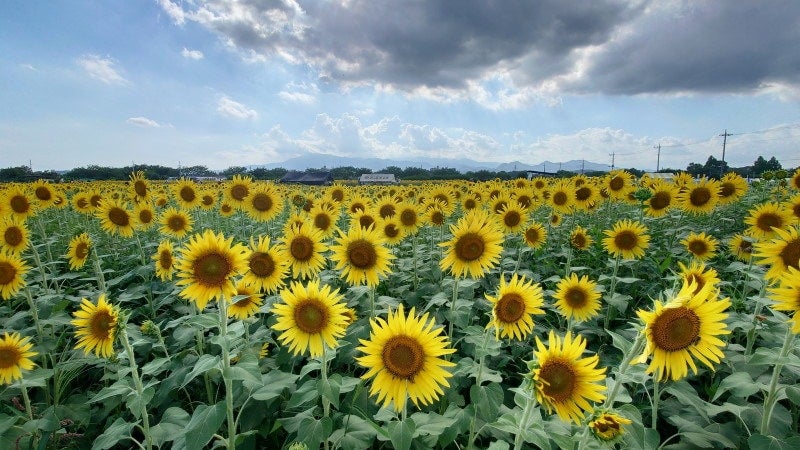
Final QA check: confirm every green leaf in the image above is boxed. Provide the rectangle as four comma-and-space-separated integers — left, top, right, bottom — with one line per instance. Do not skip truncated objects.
90, 380, 134, 403
487, 441, 511, 450
150, 407, 190, 448
141, 357, 171, 377
299, 416, 333, 450
184, 313, 220, 329
329, 415, 377, 450
181, 354, 220, 388
748, 346, 800, 367
286, 379, 320, 409
470, 382, 503, 422
318, 375, 341, 409
91, 418, 135, 450
184, 402, 226, 450
711, 371, 760, 402
388, 418, 416, 450
251, 370, 299, 402
409, 411, 457, 437
664, 380, 709, 422
748, 434, 800, 450
126, 386, 155, 419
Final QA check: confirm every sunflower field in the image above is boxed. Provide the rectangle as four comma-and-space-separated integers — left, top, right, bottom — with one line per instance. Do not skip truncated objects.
2, 170, 800, 450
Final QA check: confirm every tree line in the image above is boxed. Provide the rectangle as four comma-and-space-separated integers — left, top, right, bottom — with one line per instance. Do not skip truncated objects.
0, 155, 793, 183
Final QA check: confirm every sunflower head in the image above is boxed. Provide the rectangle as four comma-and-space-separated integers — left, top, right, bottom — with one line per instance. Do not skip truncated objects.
523, 222, 547, 250
553, 273, 602, 322
681, 231, 718, 261
588, 409, 632, 442
0, 332, 38, 385
485, 273, 545, 340
0, 250, 29, 300
330, 225, 395, 287
602, 219, 650, 260
71, 294, 120, 358
440, 209, 504, 279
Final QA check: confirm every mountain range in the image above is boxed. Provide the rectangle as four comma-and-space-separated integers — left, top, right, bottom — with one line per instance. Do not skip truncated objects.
254, 153, 610, 174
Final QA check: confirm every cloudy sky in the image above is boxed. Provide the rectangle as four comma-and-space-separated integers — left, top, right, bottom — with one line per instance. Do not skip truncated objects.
2, 0, 800, 172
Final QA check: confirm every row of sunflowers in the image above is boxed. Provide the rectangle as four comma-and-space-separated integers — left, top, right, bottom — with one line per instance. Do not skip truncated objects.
1, 169, 800, 449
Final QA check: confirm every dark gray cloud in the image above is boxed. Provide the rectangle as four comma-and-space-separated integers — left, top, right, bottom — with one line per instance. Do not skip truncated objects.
161, 0, 800, 97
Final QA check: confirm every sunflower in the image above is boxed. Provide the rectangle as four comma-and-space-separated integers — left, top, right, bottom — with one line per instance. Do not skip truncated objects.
605, 170, 635, 201
728, 233, 755, 262
330, 225, 395, 287
219, 201, 235, 217
271, 279, 349, 357
553, 273, 602, 321
3, 186, 36, 220
573, 182, 600, 212
71, 294, 119, 358
681, 231, 718, 261
66, 233, 92, 270
602, 219, 650, 260
198, 189, 218, 210
717, 173, 748, 205
347, 194, 372, 215
644, 180, 677, 218
485, 273, 545, 340
94, 198, 134, 238
0, 217, 30, 254
785, 193, 800, 225
376, 197, 397, 219
159, 207, 194, 239
172, 178, 201, 209
395, 202, 422, 235
129, 171, 151, 203
228, 279, 264, 320
244, 183, 284, 222
356, 304, 456, 411
520, 222, 547, 251
87, 189, 103, 212
0, 332, 37, 385
308, 203, 339, 238
225, 174, 253, 207
131, 202, 156, 230
549, 181, 575, 213
497, 203, 528, 234
790, 168, 800, 191
71, 191, 93, 214
588, 410, 632, 442
241, 235, 289, 294
745, 202, 792, 240
768, 267, 800, 333
282, 223, 328, 280
531, 330, 607, 423
31, 179, 57, 209
570, 226, 593, 251
678, 178, 720, 215
327, 185, 347, 204
376, 216, 406, 245
754, 225, 800, 281
152, 240, 177, 281
490, 193, 512, 215
462, 195, 480, 212
549, 213, 563, 227
440, 209, 504, 279
424, 202, 448, 227
0, 250, 28, 300
677, 261, 720, 295
175, 229, 247, 310
429, 187, 456, 216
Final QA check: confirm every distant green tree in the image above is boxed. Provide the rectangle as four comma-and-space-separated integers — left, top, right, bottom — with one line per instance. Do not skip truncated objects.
686, 162, 704, 177
0, 166, 33, 182
222, 166, 248, 178
703, 155, 729, 178
181, 165, 215, 177
752, 156, 782, 176
249, 167, 287, 180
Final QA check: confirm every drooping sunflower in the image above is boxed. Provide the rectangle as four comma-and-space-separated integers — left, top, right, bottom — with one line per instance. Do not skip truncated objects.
588, 410, 632, 442
152, 240, 177, 281
0, 332, 37, 385
241, 235, 289, 294
128, 171, 151, 203
171, 178, 201, 209
0, 217, 30, 254
497, 203, 529, 234
244, 183, 284, 222
71, 294, 119, 358
356, 304, 456, 411
768, 267, 800, 333
553, 273, 602, 322
523, 222, 548, 250
570, 226, 593, 251
602, 219, 650, 260
728, 233, 755, 262
745, 202, 792, 240
174, 229, 248, 310
635, 281, 730, 381
644, 180, 677, 218
531, 330, 607, 424
31, 179, 57, 209
681, 231, 719, 261
225, 174, 253, 208
330, 225, 395, 287
440, 209, 504, 279
95, 198, 135, 238
2, 186, 36, 221
159, 207, 194, 239
66, 233, 92, 270
282, 223, 328, 280
755, 225, 800, 281
717, 172, 748, 205
485, 273, 545, 340
678, 178, 720, 215
271, 279, 349, 357
0, 250, 28, 300
677, 261, 721, 295
228, 279, 264, 320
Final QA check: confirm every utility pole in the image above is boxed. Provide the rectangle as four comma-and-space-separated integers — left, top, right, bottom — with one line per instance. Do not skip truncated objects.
581, 159, 585, 174
654, 144, 661, 172
609, 152, 615, 171
719, 129, 732, 177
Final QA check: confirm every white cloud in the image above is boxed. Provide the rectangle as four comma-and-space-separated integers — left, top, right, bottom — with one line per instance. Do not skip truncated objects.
77, 54, 128, 85
157, 0, 186, 25
217, 96, 258, 120
181, 47, 204, 60
20, 63, 37, 71
126, 117, 161, 127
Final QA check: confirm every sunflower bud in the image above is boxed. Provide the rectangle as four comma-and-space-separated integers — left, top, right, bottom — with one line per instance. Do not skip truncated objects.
139, 320, 161, 338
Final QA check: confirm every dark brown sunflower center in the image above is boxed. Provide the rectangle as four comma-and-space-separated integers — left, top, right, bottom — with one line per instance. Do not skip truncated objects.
504, 211, 521, 227
4, 227, 23, 247
517, 195, 532, 209
384, 224, 400, 238
566, 286, 590, 308
493, 201, 508, 214
75, 242, 89, 259
359, 215, 375, 229
430, 211, 445, 225
382, 335, 425, 379
90, 195, 102, 208
525, 228, 541, 244
496, 293, 526, 323
651, 306, 701, 351
91, 311, 115, 339
138, 209, 153, 224
0, 261, 17, 284
609, 176, 625, 191
348, 239, 377, 269
202, 195, 214, 206
400, 210, 417, 226
77, 198, 89, 209
293, 299, 329, 334
738, 240, 753, 254
350, 202, 365, 214
614, 231, 638, 251
719, 182, 735, 198
248, 252, 275, 277
779, 239, 800, 270
35, 187, 52, 201
793, 204, 800, 219
233, 295, 254, 308
221, 204, 232, 213
650, 192, 671, 210
0, 345, 21, 369
290, 236, 314, 261
552, 191, 568, 206
180, 186, 196, 202
455, 233, 485, 262
756, 213, 782, 232
331, 189, 344, 202
685, 274, 706, 294
108, 207, 130, 227
688, 239, 708, 256
134, 180, 147, 197
539, 359, 577, 402
464, 198, 477, 210
159, 250, 173, 269
434, 194, 449, 205
571, 233, 587, 249
575, 187, 592, 201
193, 253, 232, 286
314, 214, 331, 230
167, 215, 187, 231
379, 204, 395, 218
10, 195, 30, 214
230, 184, 249, 201
251, 193, 273, 212
689, 187, 711, 207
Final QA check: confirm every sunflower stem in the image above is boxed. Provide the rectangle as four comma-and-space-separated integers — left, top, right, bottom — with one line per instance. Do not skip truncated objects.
369, 285, 376, 318
91, 245, 107, 293
412, 232, 419, 291
760, 326, 796, 435
603, 332, 646, 409
745, 279, 769, 356
119, 322, 152, 450
513, 385, 537, 450
603, 254, 622, 330
651, 378, 660, 430
217, 297, 237, 449
467, 329, 491, 449
19, 379, 34, 421
447, 277, 459, 341
24, 286, 52, 404
191, 306, 215, 404
320, 347, 331, 450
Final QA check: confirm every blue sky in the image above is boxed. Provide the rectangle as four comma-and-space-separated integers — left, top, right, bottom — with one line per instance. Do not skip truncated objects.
2, 0, 800, 172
